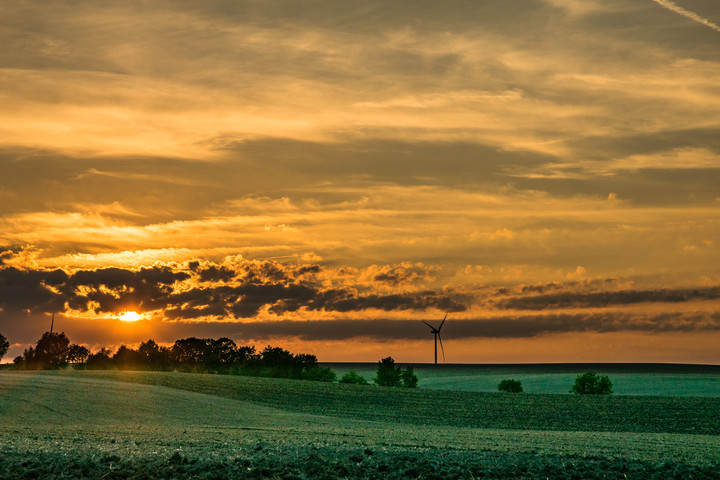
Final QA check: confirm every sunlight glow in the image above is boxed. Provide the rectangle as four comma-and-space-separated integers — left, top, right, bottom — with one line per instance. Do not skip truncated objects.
118, 311, 142, 322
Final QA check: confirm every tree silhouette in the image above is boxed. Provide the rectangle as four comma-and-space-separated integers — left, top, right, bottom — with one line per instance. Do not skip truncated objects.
171, 337, 209, 367
0, 333, 8, 362
67, 344, 90, 364
113, 345, 143, 370
138, 339, 171, 370
33, 332, 71, 369
571, 372, 613, 395
85, 348, 113, 369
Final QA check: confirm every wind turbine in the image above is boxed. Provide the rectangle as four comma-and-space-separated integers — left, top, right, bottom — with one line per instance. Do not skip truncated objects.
50, 311, 55, 334
423, 313, 447, 364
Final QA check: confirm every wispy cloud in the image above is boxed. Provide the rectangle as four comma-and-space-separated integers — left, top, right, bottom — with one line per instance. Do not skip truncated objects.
651, 0, 720, 32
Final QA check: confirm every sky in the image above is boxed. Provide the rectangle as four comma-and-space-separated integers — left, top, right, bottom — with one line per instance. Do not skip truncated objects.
1, 0, 720, 364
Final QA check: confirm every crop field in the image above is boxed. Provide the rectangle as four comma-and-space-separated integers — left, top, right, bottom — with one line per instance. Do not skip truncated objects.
326, 363, 720, 397
1, 370, 719, 479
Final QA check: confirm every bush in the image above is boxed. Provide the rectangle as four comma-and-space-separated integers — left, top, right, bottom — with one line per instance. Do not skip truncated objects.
339, 371, 368, 385
497, 379, 523, 393
401, 367, 419, 389
302, 366, 336, 382
571, 372, 613, 395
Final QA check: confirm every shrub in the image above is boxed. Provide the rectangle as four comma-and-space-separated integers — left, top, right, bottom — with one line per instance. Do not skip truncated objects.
401, 366, 419, 388
302, 366, 336, 382
339, 371, 368, 385
498, 379, 523, 393
571, 372, 613, 395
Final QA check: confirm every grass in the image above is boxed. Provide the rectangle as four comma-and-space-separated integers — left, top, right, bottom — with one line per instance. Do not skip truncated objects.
325, 363, 720, 396
1, 370, 719, 479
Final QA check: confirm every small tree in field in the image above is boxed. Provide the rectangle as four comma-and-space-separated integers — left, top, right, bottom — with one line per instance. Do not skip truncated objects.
400, 366, 419, 388
374, 357, 419, 388
374, 357, 402, 386
571, 372, 613, 395
498, 378, 523, 393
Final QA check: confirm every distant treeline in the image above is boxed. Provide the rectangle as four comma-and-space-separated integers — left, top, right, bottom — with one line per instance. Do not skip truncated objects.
10, 331, 336, 382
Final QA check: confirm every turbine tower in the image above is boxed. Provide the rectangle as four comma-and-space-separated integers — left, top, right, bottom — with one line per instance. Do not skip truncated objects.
50, 311, 55, 334
423, 313, 447, 364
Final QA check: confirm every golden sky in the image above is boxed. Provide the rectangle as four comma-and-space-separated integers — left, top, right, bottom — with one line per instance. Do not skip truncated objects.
2, 0, 720, 363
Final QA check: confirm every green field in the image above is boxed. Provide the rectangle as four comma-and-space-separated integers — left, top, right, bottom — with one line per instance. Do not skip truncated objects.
327, 363, 720, 397
1, 370, 719, 479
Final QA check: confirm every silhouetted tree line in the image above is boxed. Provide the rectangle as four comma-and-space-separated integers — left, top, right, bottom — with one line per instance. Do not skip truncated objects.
0, 333, 9, 363
9, 331, 335, 382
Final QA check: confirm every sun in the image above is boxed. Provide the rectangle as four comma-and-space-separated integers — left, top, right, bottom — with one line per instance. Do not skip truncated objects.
118, 311, 142, 322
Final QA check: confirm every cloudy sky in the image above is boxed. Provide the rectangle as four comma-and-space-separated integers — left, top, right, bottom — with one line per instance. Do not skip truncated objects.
2, 0, 720, 363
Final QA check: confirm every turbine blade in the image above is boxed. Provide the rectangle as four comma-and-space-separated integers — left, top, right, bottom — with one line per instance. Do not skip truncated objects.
438, 334, 445, 362
422, 321, 435, 329
438, 313, 447, 330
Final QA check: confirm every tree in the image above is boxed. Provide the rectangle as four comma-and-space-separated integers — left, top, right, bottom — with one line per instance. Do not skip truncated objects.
85, 348, 113, 370
401, 366, 419, 388
138, 339, 171, 370
113, 345, 142, 370
205, 337, 239, 371
374, 357, 419, 388
340, 371, 368, 385
171, 337, 210, 368
374, 356, 403, 386
571, 372, 613, 395
67, 344, 90, 364
498, 379, 523, 393
0, 333, 8, 362
259, 345, 296, 377
33, 332, 71, 369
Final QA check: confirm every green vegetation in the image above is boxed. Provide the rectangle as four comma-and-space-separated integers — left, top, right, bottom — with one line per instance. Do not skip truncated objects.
498, 378, 523, 393
374, 356, 418, 388
572, 372, 614, 395
339, 370, 368, 384
1, 371, 719, 479
12, 332, 87, 369
65, 370, 720, 435
11, 332, 335, 382
325, 364, 720, 397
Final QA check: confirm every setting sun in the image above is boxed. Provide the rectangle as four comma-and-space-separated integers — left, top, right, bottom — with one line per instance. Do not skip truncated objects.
118, 311, 142, 322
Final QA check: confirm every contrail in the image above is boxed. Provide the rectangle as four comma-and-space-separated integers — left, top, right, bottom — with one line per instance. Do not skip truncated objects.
651, 0, 720, 33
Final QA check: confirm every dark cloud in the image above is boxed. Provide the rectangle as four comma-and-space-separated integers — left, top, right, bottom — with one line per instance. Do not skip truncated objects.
0, 261, 464, 319
0, 266, 66, 313
225, 311, 720, 341
496, 287, 720, 310
198, 265, 235, 282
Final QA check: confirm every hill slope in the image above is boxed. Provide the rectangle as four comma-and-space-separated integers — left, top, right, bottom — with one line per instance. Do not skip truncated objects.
1, 371, 719, 479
